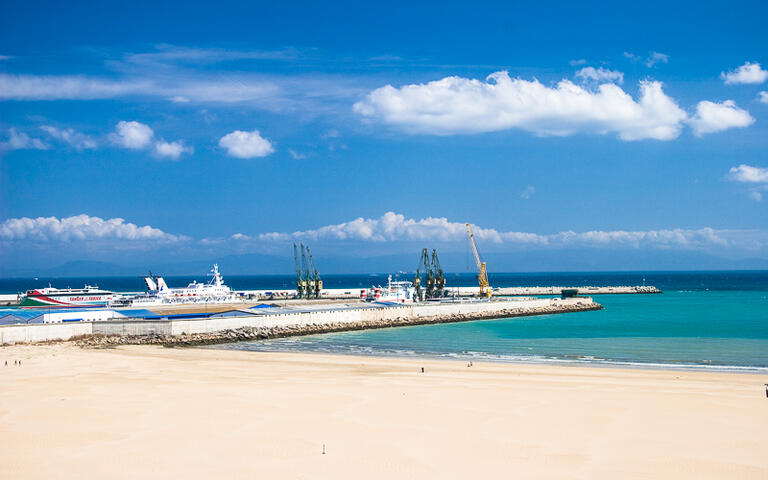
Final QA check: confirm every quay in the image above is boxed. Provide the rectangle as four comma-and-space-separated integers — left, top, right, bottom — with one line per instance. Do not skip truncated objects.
235, 285, 661, 300
0, 297, 600, 346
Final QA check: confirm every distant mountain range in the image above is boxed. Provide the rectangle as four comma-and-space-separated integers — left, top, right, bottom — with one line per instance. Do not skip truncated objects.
3, 249, 766, 278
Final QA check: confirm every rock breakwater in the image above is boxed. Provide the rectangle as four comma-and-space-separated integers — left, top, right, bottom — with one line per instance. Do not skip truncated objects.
76, 302, 601, 348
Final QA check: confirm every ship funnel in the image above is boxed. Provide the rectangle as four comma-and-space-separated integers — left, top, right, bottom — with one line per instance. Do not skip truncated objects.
144, 276, 158, 291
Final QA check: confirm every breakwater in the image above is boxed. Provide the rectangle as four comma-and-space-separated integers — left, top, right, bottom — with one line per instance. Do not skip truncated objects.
0, 297, 600, 346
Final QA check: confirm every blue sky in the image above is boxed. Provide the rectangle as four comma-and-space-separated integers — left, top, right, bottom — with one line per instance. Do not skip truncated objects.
1, 0, 767, 275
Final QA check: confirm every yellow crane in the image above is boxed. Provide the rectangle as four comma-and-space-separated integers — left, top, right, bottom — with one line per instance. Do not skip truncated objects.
465, 223, 491, 298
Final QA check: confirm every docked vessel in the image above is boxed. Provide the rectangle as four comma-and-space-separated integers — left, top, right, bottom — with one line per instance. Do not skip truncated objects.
120, 264, 237, 307
362, 275, 416, 303
19, 285, 117, 308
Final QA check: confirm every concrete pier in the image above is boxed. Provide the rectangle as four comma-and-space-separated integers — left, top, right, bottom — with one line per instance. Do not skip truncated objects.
0, 297, 600, 346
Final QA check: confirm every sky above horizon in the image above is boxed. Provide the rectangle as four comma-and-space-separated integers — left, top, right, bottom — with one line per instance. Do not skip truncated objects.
1, 0, 767, 275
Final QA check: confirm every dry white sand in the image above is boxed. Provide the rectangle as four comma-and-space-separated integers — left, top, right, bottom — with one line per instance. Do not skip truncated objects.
1, 344, 766, 479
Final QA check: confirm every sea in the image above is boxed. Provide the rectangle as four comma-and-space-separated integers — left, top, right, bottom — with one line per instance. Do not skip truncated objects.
2, 271, 767, 372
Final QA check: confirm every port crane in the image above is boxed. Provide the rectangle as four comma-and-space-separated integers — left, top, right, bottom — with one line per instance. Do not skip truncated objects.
306, 245, 323, 298
293, 243, 307, 298
293, 243, 323, 299
414, 248, 446, 300
431, 249, 446, 297
466, 223, 491, 298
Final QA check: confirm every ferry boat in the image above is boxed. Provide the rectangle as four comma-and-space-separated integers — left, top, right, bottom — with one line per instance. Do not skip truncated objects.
120, 264, 236, 307
362, 275, 416, 304
19, 285, 117, 308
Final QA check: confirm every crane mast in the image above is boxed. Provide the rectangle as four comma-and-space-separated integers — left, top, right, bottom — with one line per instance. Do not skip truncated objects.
293, 243, 307, 298
465, 223, 491, 298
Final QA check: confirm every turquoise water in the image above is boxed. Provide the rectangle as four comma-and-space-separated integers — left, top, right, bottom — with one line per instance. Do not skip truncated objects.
217, 289, 768, 372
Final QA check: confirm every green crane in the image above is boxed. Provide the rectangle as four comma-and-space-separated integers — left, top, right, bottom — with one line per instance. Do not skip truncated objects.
414, 248, 435, 300
431, 249, 446, 297
293, 243, 307, 299
306, 245, 323, 298
300, 244, 312, 299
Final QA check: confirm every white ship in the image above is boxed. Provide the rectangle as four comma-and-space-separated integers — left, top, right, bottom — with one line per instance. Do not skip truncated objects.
19, 285, 117, 308
120, 264, 237, 307
362, 275, 416, 304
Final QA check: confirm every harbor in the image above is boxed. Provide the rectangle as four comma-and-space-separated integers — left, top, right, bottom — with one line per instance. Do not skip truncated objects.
0, 296, 600, 345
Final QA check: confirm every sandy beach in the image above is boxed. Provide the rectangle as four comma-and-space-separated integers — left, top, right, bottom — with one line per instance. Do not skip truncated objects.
1, 344, 766, 479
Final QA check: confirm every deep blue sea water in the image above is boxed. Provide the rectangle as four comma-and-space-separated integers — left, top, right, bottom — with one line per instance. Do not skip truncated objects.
3, 271, 767, 371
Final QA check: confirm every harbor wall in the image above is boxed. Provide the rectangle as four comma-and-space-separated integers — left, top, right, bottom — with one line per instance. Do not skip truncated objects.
1, 297, 598, 346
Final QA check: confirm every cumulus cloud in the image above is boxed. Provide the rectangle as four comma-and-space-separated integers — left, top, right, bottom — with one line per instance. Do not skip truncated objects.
645, 52, 669, 68
750, 191, 763, 202
569, 59, 587, 66
219, 129, 274, 158
688, 100, 754, 136
728, 164, 768, 183
0, 128, 49, 150
289, 149, 307, 159
154, 140, 192, 159
520, 186, 536, 199
108, 120, 191, 159
624, 51, 669, 68
721, 62, 768, 85
257, 211, 742, 250
40, 126, 97, 150
111, 121, 154, 149
759, 91, 768, 104
575, 67, 624, 84
354, 71, 688, 140
0, 215, 185, 243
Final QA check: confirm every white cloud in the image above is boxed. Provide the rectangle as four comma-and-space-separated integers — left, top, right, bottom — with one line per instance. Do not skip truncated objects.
645, 51, 669, 68
40, 126, 97, 150
354, 71, 688, 141
111, 121, 154, 149
624, 51, 669, 68
721, 62, 768, 85
688, 100, 754, 136
154, 140, 192, 159
569, 59, 587, 66
575, 67, 624, 84
219, 129, 274, 158
728, 164, 768, 183
0, 72, 361, 112
289, 149, 307, 159
1, 128, 49, 150
750, 191, 763, 202
759, 91, 768, 104
0, 215, 185, 243
0, 55, 12, 60
520, 186, 536, 199
257, 211, 743, 250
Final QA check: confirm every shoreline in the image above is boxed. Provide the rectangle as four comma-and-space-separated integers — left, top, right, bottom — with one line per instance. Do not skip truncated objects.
2, 344, 766, 479
210, 343, 768, 375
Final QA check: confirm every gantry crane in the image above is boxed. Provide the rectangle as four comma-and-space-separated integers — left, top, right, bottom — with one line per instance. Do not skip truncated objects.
293, 243, 307, 298
414, 248, 433, 300
306, 245, 323, 298
466, 223, 491, 298
431, 249, 446, 297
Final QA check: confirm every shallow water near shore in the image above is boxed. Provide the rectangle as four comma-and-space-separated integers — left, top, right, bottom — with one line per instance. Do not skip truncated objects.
215, 275, 768, 372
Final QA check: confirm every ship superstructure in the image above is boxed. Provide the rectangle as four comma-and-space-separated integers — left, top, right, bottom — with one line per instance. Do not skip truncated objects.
122, 264, 236, 307
362, 275, 416, 304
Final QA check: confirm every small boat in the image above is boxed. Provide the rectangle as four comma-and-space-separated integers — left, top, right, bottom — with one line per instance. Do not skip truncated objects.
362, 275, 416, 304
